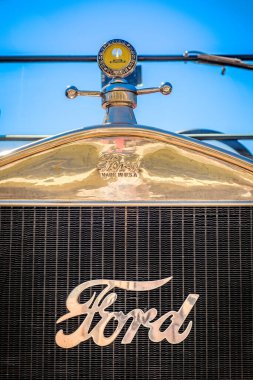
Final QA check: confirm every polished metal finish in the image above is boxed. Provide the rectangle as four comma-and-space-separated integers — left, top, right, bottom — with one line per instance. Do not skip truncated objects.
2, 133, 253, 142
103, 106, 137, 124
56, 277, 199, 348
65, 78, 172, 124
0, 126, 253, 204
137, 82, 172, 96
101, 79, 137, 109
66, 40, 172, 125
65, 86, 101, 99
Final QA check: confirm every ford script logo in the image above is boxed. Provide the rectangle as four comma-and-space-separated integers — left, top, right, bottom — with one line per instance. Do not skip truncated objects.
56, 277, 199, 348
97, 153, 140, 179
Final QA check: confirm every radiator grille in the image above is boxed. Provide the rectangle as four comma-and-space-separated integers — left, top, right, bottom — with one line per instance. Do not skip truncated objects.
0, 206, 252, 380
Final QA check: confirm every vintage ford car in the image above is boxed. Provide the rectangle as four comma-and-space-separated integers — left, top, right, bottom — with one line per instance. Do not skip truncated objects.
0, 40, 252, 380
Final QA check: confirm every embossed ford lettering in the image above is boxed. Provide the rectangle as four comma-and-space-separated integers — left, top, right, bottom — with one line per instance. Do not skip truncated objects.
56, 277, 199, 348
97, 153, 140, 178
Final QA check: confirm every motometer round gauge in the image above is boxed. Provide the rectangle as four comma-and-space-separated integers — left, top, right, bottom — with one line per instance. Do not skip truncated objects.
97, 39, 137, 78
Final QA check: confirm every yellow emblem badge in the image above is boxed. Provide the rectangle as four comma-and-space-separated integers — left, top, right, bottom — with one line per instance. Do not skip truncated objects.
98, 39, 137, 77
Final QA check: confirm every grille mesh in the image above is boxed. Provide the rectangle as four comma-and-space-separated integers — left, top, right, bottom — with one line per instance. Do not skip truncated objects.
0, 206, 252, 380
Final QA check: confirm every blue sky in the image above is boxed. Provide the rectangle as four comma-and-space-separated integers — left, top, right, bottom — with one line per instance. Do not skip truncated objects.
0, 0, 253, 153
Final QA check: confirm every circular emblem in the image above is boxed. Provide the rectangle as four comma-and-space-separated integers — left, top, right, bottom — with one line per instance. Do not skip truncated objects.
97, 39, 137, 78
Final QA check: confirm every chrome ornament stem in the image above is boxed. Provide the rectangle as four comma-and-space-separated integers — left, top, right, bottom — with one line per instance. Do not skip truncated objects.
103, 106, 137, 125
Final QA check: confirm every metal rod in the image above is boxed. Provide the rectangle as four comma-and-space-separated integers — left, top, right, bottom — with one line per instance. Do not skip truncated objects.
0, 54, 253, 63
183, 134, 253, 141
1, 134, 253, 142
0, 135, 50, 141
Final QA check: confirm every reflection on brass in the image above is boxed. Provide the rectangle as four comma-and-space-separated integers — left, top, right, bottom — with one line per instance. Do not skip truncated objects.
97, 152, 140, 179
56, 278, 199, 348
0, 126, 253, 204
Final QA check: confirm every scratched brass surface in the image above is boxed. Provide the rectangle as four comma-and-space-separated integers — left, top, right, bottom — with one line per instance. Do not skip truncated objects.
0, 126, 253, 203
